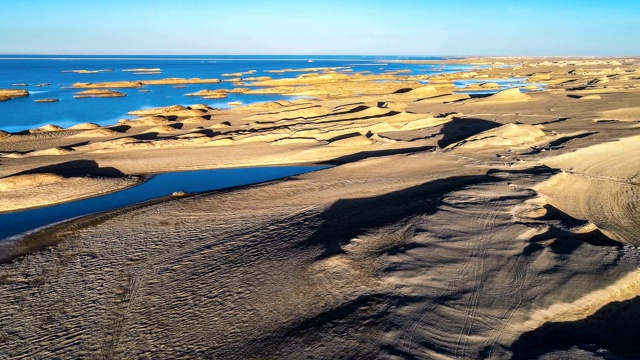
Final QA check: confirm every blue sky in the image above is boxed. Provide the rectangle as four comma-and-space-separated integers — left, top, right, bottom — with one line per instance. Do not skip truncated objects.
1, 0, 638, 55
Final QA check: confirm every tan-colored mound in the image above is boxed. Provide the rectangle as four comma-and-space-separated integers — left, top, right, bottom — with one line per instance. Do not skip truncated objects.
119, 116, 170, 127
209, 122, 231, 129
189, 104, 213, 111
450, 123, 546, 149
408, 85, 439, 96
579, 94, 602, 100
244, 76, 272, 81
187, 89, 228, 98
68, 122, 101, 130
463, 82, 501, 90
599, 107, 640, 121
73, 81, 142, 88
31, 124, 64, 132
128, 106, 206, 118
68, 128, 120, 138
123, 68, 161, 72
26, 147, 75, 156
0, 173, 64, 191
229, 88, 250, 93
144, 125, 181, 134
0, 89, 29, 98
479, 88, 532, 103
74, 89, 126, 98
142, 78, 221, 85
129, 105, 187, 116
529, 73, 551, 81
35, 98, 60, 103
0, 130, 9, 138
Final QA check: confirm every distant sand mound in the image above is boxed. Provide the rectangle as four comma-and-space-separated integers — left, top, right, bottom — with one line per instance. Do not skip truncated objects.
31, 124, 64, 132
130, 106, 205, 118
144, 125, 181, 134
479, 88, 532, 103
129, 105, 188, 116
189, 104, 213, 111
408, 85, 439, 96
68, 128, 120, 138
74, 89, 126, 98
210, 122, 231, 129
0, 89, 29, 99
68, 122, 101, 130
599, 107, 640, 121
119, 116, 171, 127
579, 94, 602, 100
27, 147, 75, 156
450, 123, 546, 149
187, 89, 228, 99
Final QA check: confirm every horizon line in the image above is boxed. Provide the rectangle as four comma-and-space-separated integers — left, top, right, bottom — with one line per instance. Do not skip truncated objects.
0, 53, 637, 58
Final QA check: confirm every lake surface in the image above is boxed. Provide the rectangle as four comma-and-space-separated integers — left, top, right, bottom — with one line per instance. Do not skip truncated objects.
0, 55, 479, 132
0, 165, 329, 242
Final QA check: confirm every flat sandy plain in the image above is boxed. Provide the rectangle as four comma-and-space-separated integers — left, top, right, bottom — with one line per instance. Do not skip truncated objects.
1, 57, 640, 359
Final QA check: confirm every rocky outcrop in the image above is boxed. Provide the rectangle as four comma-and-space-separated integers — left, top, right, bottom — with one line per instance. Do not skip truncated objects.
0, 89, 29, 100
186, 89, 228, 99
74, 89, 127, 98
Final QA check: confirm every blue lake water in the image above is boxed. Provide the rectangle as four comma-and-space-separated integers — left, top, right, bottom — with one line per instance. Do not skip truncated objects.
0, 55, 479, 132
453, 77, 547, 95
0, 165, 329, 242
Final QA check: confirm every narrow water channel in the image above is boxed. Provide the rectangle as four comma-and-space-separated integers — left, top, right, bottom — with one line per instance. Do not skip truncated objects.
0, 165, 329, 242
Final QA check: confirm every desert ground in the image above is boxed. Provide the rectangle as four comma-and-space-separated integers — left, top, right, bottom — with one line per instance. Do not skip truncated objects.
1, 57, 640, 359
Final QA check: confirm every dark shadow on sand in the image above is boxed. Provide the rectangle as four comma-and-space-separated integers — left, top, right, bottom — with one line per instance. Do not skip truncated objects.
507, 296, 640, 359
3, 159, 126, 179
298, 174, 503, 259
437, 117, 502, 148
322, 145, 435, 165
521, 204, 622, 256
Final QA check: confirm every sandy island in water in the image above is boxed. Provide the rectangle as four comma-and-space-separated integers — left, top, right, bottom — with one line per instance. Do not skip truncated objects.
1, 57, 640, 359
